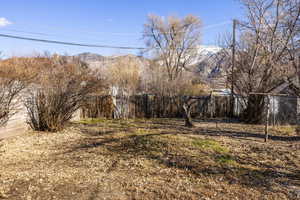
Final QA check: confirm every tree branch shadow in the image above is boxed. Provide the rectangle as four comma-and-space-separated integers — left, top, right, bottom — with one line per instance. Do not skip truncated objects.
65, 131, 299, 195
194, 127, 300, 142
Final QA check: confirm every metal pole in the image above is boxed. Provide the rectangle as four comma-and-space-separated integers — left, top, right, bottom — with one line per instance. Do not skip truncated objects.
297, 56, 300, 125
231, 19, 237, 117
265, 95, 270, 142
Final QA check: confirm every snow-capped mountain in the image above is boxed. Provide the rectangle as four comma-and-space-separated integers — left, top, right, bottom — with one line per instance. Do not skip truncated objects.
74, 45, 226, 88
197, 45, 222, 55
75, 45, 222, 69
189, 45, 222, 66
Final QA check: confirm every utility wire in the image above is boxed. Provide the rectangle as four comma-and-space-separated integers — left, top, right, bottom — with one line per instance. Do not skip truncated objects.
2, 20, 231, 38
0, 21, 230, 50
0, 33, 220, 50
0, 28, 127, 45
1, 28, 50, 36
0, 33, 146, 50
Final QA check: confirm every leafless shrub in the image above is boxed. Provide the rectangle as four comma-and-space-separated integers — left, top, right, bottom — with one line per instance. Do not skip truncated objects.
104, 56, 142, 118
177, 77, 211, 127
25, 56, 102, 132
0, 57, 35, 127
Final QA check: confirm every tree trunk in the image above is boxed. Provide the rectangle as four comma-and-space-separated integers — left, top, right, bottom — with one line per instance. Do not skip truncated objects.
183, 102, 194, 127
242, 94, 265, 123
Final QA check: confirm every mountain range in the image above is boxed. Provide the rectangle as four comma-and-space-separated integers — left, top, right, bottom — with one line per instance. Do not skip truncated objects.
74, 45, 227, 89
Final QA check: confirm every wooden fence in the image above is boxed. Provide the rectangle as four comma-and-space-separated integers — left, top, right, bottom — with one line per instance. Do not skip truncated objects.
81, 94, 233, 119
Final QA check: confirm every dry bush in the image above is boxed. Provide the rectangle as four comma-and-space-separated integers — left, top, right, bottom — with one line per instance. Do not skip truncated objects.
0, 79, 24, 127
175, 75, 211, 127
0, 57, 37, 127
104, 56, 142, 118
106, 56, 141, 94
25, 56, 101, 132
144, 60, 210, 126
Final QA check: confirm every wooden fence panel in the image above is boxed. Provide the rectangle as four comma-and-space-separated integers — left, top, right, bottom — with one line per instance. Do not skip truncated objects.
81, 94, 234, 119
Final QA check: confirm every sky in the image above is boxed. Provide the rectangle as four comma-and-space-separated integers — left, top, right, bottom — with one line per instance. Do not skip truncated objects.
0, 0, 244, 57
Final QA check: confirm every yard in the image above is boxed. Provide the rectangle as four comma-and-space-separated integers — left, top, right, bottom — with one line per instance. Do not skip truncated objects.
0, 118, 299, 200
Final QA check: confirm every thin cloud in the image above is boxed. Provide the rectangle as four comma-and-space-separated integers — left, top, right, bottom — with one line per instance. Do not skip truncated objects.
0, 17, 12, 27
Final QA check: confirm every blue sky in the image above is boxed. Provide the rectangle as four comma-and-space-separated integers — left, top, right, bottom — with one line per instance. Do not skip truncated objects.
0, 0, 243, 57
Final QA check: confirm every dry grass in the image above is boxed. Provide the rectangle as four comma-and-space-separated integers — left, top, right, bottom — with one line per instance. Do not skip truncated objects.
0, 118, 299, 200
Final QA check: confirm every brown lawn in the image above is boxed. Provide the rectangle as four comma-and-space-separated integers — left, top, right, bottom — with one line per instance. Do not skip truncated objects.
0, 118, 299, 200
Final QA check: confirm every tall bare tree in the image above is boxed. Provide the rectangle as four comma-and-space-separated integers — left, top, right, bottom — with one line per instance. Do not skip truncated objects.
226, 0, 300, 123
143, 14, 202, 81
143, 14, 208, 126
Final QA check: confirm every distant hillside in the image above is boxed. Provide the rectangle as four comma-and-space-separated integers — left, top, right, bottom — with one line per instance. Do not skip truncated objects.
76, 52, 105, 63
74, 53, 147, 71
74, 45, 228, 89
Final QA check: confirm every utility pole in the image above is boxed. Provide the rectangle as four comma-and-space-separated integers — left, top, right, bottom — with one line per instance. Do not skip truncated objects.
230, 19, 237, 117
297, 55, 300, 125
297, 55, 300, 89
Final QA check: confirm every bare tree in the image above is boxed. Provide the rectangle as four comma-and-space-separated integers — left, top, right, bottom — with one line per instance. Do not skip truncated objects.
177, 76, 211, 127
225, 0, 300, 123
25, 55, 101, 132
143, 14, 202, 81
144, 59, 210, 126
143, 14, 208, 126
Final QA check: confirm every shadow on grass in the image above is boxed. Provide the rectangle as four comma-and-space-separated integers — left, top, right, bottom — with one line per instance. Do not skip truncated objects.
74, 118, 300, 143
78, 127, 117, 137
140, 118, 300, 142
67, 131, 300, 192
194, 127, 300, 142
74, 117, 300, 142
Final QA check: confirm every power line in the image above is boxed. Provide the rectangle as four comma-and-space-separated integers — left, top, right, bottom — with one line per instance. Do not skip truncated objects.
0, 28, 128, 45
0, 33, 221, 50
0, 33, 146, 50
2, 20, 231, 39
1, 28, 50, 36
0, 20, 230, 50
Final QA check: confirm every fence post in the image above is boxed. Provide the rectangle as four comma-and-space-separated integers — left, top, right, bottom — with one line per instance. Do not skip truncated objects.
209, 95, 213, 118
145, 94, 150, 118
265, 95, 270, 142
272, 96, 275, 126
